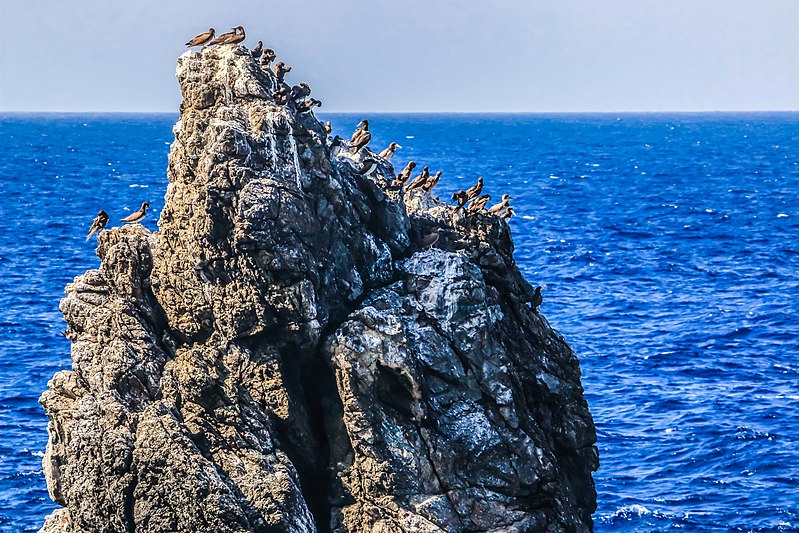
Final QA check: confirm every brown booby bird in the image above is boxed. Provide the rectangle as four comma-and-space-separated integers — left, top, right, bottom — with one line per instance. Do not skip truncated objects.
405, 166, 430, 191
378, 142, 401, 161
297, 98, 322, 113
451, 190, 468, 208
251, 40, 263, 58
350, 119, 368, 142
121, 202, 149, 223
500, 206, 516, 220
391, 161, 416, 188
261, 48, 276, 68
325, 121, 332, 135
85, 210, 109, 241
290, 82, 311, 101
488, 194, 512, 215
356, 158, 378, 177
227, 26, 246, 45
208, 26, 244, 46
274, 61, 292, 84
329, 136, 344, 157
422, 171, 442, 192
351, 122, 371, 153
530, 286, 543, 310
466, 194, 491, 214
186, 28, 215, 48
465, 177, 484, 201
419, 227, 440, 248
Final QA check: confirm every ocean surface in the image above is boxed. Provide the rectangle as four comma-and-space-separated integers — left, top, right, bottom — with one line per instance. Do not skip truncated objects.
1, 112, 797, 532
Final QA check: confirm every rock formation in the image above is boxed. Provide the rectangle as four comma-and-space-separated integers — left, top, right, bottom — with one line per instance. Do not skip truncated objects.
40, 44, 598, 533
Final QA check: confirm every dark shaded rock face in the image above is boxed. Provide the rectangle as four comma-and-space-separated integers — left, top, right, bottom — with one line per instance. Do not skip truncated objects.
40, 45, 597, 533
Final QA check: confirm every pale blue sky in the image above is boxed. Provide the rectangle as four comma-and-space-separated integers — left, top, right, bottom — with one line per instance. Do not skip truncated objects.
1, 0, 797, 112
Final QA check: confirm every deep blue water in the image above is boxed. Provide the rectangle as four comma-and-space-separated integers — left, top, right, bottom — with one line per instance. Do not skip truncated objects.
1, 112, 798, 532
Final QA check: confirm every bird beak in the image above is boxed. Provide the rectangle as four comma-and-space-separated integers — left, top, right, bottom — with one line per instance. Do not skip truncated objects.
397, 145, 402, 148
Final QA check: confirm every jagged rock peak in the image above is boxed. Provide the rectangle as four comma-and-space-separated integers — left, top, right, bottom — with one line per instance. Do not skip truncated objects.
40, 44, 597, 533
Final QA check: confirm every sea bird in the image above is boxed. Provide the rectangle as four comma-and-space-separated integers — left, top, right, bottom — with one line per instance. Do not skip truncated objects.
350, 119, 368, 142
274, 61, 291, 84
488, 194, 512, 215
330, 136, 344, 157
356, 158, 378, 176
121, 202, 149, 223
466, 194, 491, 214
464, 177, 484, 201
251, 40, 263, 58
530, 286, 543, 310
290, 82, 311, 101
391, 161, 416, 189
186, 28, 215, 48
350, 121, 371, 152
297, 98, 322, 113
85, 210, 109, 241
378, 142, 401, 161
419, 227, 440, 248
451, 190, 468, 208
500, 206, 516, 220
422, 171, 441, 192
208, 26, 244, 46
325, 121, 332, 135
261, 48, 276, 68
226, 26, 246, 45
405, 166, 430, 191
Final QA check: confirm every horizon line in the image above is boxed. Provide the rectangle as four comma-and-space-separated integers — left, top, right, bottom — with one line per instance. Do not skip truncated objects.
1, 109, 798, 115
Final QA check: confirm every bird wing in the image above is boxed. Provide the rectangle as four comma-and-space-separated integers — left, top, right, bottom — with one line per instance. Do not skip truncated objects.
120, 211, 140, 222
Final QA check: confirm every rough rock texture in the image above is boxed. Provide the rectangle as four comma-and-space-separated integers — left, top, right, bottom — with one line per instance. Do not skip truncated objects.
40, 45, 598, 533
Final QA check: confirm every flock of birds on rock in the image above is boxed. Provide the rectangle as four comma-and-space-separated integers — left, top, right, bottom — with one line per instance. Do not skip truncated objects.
83, 28, 536, 308
186, 27, 321, 113
85, 202, 149, 241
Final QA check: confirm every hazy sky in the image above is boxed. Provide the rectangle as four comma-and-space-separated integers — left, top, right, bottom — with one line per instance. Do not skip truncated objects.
1, 0, 797, 112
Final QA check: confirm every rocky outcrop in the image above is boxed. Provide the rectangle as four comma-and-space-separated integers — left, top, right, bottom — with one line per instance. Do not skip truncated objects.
40, 44, 597, 533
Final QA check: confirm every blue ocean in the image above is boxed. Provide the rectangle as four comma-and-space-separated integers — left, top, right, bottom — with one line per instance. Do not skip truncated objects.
0, 112, 797, 532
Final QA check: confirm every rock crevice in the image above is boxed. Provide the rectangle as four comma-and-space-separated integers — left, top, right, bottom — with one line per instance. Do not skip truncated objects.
40, 45, 597, 533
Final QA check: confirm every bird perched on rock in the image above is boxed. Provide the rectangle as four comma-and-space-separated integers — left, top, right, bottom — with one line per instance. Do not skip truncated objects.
488, 194, 512, 215
186, 28, 215, 48
350, 119, 368, 142
85, 210, 109, 241
226, 26, 246, 45
391, 161, 416, 188
466, 194, 491, 214
251, 40, 263, 58
209, 26, 245, 46
501, 206, 516, 220
274, 62, 291, 84
378, 142, 401, 161
121, 202, 149, 223
419, 227, 440, 248
297, 98, 321, 113
290, 82, 311, 101
451, 190, 468, 208
465, 177, 484, 201
422, 171, 442, 192
356, 158, 378, 177
350, 120, 371, 153
406, 166, 430, 191
261, 49, 276, 68
325, 121, 332, 135
330, 136, 344, 157
531, 286, 543, 310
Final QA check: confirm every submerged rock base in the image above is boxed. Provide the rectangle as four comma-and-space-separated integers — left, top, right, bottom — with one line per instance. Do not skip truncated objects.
40, 45, 597, 533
